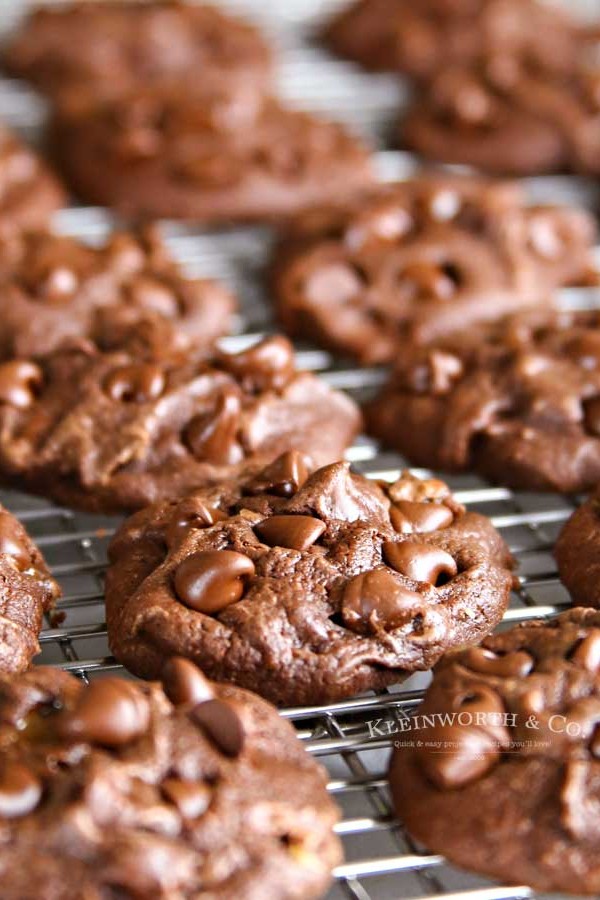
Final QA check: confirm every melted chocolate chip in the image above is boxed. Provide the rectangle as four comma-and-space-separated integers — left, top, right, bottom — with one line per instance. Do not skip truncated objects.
104, 363, 165, 403
173, 550, 255, 614
243, 451, 309, 497
341, 568, 422, 634
254, 515, 326, 551
219, 336, 295, 392
572, 631, 600, 672
0, 361, 43, 409
390, 500, 454, 534
57, 679, 150, 747
0, 515, 29, 569
462, 646, 534, 678
161, 778, 212, 819
304, 262, 363, 306
399, 261, 457, 301
192, 698, 245, 758
383, 541, 457, 585
185, 388, 242, 464
162, 658, 214, 707
0, 763, 41, 818
166, 499, 226, 546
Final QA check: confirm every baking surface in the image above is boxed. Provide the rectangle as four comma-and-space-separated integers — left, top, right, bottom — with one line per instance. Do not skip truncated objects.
1, 1, 600, 899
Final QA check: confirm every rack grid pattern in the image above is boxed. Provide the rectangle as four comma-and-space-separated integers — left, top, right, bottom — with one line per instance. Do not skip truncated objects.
1, 1, 599, 899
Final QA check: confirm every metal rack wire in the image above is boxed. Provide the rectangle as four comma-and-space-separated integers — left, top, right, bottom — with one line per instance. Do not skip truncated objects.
1, 1, 599, 899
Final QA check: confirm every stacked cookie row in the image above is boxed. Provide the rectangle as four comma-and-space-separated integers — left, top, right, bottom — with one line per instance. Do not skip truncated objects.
324, 0, 600, 175
0, 1, 598, 899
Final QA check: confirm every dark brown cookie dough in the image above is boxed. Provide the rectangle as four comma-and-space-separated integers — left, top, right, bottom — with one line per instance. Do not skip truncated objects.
390, 608, 600, 895
105, 456, 513, 705
0, 503, 59, 673
50, 89, 375, 224
0, 224, 235, 361
0, 661, 341, 899
4, 1, 272, 103
366, 310, 600, 493
271, 173, 596, 365
322, 0, 588, 82
402, 59, 600, 176
0, 125, 65, 232
0, 336, 361, 514
556, 496, 600, 610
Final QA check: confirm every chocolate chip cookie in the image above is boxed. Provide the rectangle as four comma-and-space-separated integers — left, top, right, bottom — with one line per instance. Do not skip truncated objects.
0, 503, 59, 673
402, 59, 600, 175
0, 660, 341, 899
105, 455, 513, 705
4, 1, 272, 103
271, 174, 596, 365
323, 0, 587, 82
0, 125, 65, 232
367, 310, 600, 493
0, 224, 235, 361
390, 608, 600, 894
51, 89, 374, 223
556, 496, 600, 610
0, 336, 361, 513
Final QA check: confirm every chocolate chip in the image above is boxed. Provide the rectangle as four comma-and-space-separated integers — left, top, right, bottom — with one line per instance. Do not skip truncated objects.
57, 679, 150, 747
0, 514, 29, 569
383, 541, 457, 585
254, 515, 326, 551
390, 500, 454, 534
243, 451, 309, 497
462, 646, 534, 677
173, 550, 255, 614
35, 265, 79, 302
192, 698, 245, 758
418, 724, 501, 790
0, 360, 43, 409
219, 336, 295, 392
185, 388, 242, 464
166, 499, 226, 546
162, 658, 214, 707
161, 778, 212, 819
399, 261, 456, 301
341, 568, 422, 634
303, 262, 363, 305
583, 396, 600, 436
104, 363, 165, 403
572, 631, 600, 672
128, 276, 179, 318
417, 686, 509, 789
0, 763, 41, 818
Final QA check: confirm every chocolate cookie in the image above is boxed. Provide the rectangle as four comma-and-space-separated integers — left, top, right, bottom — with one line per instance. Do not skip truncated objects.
323, 0, 588, 82
0, 503, 59, 673
0, 661, 341, 899
4, 1, 272, 103
390, 608, 600, 895
556, 496, 600, 610
0, 125, 65, 232
0, 225, 235, 361
402, 59, 600, 175
366, 310, 600, 493
0, 336, 361, 514
271, 174, 596, 365
50, 89, 375, 223
105, 456, 513, 705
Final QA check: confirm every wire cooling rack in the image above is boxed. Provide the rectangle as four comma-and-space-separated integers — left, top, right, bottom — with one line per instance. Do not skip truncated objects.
1, 1, 600, 899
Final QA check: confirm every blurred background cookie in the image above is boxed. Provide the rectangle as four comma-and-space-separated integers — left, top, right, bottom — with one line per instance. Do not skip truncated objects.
3, 0, 273, 103
271, 173, 597, 364
51, 88, 375, 224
